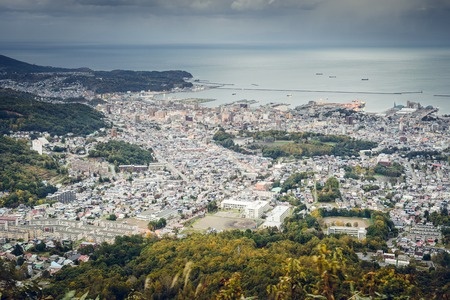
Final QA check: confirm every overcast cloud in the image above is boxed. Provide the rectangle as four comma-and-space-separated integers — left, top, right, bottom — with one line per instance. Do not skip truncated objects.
1, 0, 449, 46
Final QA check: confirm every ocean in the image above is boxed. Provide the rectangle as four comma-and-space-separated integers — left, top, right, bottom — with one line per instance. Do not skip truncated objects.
1, 43, 450, 114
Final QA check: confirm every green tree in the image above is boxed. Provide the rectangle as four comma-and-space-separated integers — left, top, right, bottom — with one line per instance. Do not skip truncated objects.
108, 214, 117, 221
11, 244, 24, 256
207, 201, 219, 213
317, 177, 341, 202
148, 218, 167, 231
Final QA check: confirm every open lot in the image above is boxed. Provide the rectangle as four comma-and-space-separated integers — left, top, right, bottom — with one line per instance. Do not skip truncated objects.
322, 217, 371, 228
118, 218, 149, 231
191, 211, 258, 232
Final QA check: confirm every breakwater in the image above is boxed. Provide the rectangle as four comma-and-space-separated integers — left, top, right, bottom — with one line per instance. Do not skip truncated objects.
217, 86, 423, 95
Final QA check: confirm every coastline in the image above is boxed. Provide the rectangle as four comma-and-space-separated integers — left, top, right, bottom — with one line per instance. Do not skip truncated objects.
156, 84, 447, 116
1, 44, 449, 115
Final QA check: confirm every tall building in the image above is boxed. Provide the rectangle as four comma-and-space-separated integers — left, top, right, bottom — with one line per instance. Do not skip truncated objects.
345, 116, 354, 125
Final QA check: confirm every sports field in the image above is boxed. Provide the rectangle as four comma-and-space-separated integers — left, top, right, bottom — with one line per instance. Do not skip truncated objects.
191, 211, 258, 231
322, 217, 371, 228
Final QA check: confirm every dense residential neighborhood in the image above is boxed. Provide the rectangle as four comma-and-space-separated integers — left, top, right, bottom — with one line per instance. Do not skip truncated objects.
1, 83, 449, 281
0, 58, 448, 298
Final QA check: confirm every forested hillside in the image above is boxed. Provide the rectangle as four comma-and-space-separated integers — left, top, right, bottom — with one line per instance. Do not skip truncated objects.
0, 54, 86, 73
0, 88, 107, 136
0, 136, 61, 208
88, 140, 154, 166
27, 212, 449, 300
0, 54, 193, 94
213, 129, 378, 159
73, 70, 193, 93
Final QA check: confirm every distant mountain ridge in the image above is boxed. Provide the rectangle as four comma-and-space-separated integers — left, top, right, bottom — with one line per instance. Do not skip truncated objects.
0, 54, 92, 73
0, 54, 193, 94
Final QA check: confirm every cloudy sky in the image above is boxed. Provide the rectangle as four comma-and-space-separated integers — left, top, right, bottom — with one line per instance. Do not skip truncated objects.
1, 0, 450, 46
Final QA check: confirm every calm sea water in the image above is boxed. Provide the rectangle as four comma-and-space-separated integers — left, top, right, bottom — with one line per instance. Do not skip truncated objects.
1, 44, 450, 114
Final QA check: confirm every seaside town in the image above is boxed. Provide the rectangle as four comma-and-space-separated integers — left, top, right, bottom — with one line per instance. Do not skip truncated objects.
1, 82, 449, 278
3, 0, 450, 296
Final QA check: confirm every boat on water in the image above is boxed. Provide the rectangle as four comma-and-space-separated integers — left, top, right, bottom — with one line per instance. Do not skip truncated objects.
361, 78, 369, 81
316, 73, 323, 75
286, 94, 292, 97
329, 75, 336, 78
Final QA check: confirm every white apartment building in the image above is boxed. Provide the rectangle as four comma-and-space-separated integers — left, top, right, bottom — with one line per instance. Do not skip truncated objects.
246, 201, 270, 219
261, 205, 291, 230
327, 226, 367, 240
221, 199, 270, 219
31, 137, 49, 155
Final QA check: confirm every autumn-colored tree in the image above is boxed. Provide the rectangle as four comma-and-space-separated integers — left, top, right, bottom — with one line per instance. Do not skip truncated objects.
216, 272, 246, 300
309, 244, 348, 300
267, 258, 307, 300
358, 267, 419, 299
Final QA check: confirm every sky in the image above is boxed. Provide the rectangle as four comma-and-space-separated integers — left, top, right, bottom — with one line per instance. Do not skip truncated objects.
1, 0, 450, 47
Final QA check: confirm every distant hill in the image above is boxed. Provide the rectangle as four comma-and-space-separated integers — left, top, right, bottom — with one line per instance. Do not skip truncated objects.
72, 69, 193, 93
0, 88, 107, 136
0, 54, 91, 73
0, 54, 193, 93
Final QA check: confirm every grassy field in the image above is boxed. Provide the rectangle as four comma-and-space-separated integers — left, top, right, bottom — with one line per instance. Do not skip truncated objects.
191, 211, 258, 232
257, 140, 295, 147
322, 216, 371, 228
272, 140, 295, 145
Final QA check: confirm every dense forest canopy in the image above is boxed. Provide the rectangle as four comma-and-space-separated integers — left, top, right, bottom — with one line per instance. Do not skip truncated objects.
374, 162, 405, 177
88, 140, 154, 166
0, 88, 107, 136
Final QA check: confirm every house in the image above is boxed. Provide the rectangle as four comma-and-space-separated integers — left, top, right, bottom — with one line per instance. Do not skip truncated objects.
78, 255, 90, 263
49, 261, 63, 274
